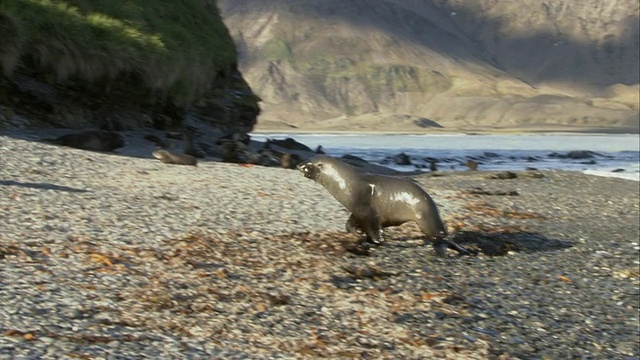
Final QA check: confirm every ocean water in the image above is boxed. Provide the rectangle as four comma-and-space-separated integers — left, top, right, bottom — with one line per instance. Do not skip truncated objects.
251, 133, 640, 181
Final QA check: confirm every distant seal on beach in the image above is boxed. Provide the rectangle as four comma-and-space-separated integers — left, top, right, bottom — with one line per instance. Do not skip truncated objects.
297, 155, 471, 256
465, 159, 478, 171
280, 153, 302, 169
44, 130, 124, 152
152, 150, 198, 166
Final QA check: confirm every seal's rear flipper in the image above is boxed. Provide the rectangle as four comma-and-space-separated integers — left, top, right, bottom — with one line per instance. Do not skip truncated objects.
432, 239, 477, 257
447, 240, 478, 256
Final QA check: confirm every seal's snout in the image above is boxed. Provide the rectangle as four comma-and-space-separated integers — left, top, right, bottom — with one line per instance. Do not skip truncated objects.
297, 160, 321, 180
297, 162, 311, 177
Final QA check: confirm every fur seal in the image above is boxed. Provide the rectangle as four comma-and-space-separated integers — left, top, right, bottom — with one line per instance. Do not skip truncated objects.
280, 153, 302, 169
465, 159, 478, 171
297, 155, 471, 256
153, 150, 198, 166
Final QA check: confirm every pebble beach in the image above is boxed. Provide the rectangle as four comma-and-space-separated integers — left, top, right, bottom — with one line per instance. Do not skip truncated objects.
1, 133, 639, 359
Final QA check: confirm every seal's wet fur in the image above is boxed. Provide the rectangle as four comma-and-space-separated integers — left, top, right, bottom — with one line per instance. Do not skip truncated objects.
297, 155, 471, 256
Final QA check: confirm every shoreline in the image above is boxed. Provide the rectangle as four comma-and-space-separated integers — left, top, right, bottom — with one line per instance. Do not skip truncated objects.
252, 126, 640, 136
252, 129, 640, 136
2, 129, 638, 182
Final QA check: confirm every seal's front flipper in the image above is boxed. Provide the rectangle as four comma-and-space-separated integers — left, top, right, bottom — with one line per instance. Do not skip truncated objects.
363, 225, 385, 246
345, 214, 362, 234
433, 240, 450, 257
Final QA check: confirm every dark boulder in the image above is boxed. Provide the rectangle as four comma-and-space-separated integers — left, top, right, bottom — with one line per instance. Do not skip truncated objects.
566, 150, 596, 159
269, 137, 313, 152
382, 152, 412, 166
548, 150, 598, 159
483, 152, 500, 158
342, 154, 368, 162
216, 131, 250, 145
44, 130, 124, 152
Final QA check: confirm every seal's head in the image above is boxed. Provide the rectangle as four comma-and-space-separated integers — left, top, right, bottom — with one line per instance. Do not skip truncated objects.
152, 150, 166, 159
296, 155, 326, 181
297, 155, 357, 198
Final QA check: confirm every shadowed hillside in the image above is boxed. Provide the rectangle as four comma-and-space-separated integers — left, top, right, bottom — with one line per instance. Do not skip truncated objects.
219, 0, 639, 132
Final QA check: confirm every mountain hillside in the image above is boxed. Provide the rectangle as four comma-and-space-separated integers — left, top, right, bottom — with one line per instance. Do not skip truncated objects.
219, 0, 639, 132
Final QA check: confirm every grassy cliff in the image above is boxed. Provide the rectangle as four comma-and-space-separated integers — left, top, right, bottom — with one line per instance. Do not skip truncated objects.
0, 0, 260, 130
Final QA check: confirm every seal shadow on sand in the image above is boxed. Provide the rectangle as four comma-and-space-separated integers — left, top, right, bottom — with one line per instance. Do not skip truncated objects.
451, 230, 575, 256
288, 228, 575, 258
0, 180, 90, 193
388, 230, 575, 256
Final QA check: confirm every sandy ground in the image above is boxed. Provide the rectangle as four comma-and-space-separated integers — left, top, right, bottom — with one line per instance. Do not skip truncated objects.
1, 132, 639, 358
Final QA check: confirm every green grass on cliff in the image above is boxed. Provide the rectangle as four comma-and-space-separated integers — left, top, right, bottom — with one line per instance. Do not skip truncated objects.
0, 0, 237, 101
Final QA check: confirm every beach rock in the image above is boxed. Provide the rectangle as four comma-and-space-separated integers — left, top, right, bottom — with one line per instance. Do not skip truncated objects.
43, 130, 124, 152
488, 171, 518, 179
429, 160, 438, 172
217, 131, 250, 145
413, 117, 443, 128
566, 150, 597, 159
342, 154, 367, 162
217, 138, 308, 169
144, 134, 172, 148
466, 187, 519, 196
183, 127, 205, 158
523, 171, 546, 178
340, 154, 401, 175
185, 147, 206, 159
150, 113, 175, 130
548, 150, 597, 159
257, 144, 304, 169
166, 131, 184, 140
268, 138, 313, 152
220, 140, 251, 163
382, 152, 412, 166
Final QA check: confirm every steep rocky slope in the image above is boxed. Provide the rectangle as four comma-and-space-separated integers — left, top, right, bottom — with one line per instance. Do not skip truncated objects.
219, 0, 639, 132
0, 0, 260, 133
